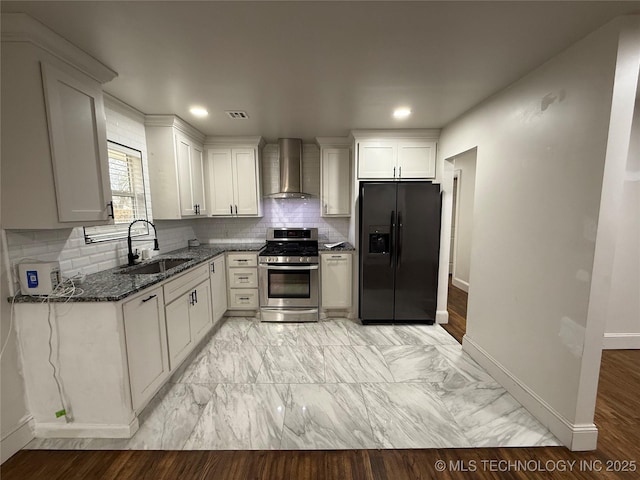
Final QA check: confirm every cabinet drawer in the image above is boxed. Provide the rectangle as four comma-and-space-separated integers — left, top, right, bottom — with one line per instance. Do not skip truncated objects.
228, 268, 258, 288
322, 253, 351, 262
228, 289, 259, 309
163, 263, 209, 304
227, 253, 257, 267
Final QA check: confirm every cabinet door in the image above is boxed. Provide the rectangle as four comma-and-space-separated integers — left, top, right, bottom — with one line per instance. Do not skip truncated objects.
41, 62, 112, 223
397, 141, 436, 179
190, 281, 212, 342
358, 141, 397, 179
165, 294, 192, 370
210, 256, 227, 324
176, 133, 197, 216
123, 288, 169, 411
321, 254, 352, 308
191, 143, 207, 215
322, 148, 351, 216
233, 148, 259, 215
207, 148, 235, 216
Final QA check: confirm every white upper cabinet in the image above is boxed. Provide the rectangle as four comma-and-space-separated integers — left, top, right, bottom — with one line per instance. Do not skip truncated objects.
354, 131, 439, 180
316, 138, 352, 217
358, 140, 397, 179
176, 132, 207, 217
145, 116, 207, 219
1, 14, 117, 229
205, 137, 264, 217
397, 141, 437, 178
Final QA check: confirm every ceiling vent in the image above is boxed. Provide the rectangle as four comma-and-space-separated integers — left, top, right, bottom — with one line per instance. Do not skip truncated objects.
225, 110, 249, 119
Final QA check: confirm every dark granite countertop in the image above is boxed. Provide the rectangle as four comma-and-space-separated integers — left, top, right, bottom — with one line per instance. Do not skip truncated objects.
11, 243, 265, 304
319, 242, 356, 252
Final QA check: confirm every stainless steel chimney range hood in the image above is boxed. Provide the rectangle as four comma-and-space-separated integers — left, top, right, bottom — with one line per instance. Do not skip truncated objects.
266, 138, 313, 199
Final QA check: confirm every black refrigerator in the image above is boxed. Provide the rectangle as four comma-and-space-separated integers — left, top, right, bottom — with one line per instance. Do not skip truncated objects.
359, 181, 442, 324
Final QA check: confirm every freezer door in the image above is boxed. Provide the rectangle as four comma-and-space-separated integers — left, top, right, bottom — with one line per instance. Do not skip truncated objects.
393, 182, 441, 323
359, 182, 397, 321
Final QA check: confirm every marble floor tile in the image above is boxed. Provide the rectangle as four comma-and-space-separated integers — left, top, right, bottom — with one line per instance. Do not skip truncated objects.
184, 384, 288, 450
297, 322, 351, 346
324, 346, 394, 383
127, 382, 214, 449
256, 346, 325, 383
213, 317, 255, 343
345, 323, 405, 346
361, 383, 471, 449
393, 324, 459, 346
245, 322, 300, 346
434, 344, 497, 385
281, 383, 379, 449
176, 341, 267, 384
25, 437, 93, 450
379, 345, 451, 383
434, 381, 560, 447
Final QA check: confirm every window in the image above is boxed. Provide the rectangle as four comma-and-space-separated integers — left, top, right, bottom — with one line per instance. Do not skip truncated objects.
84, 141, 149, 243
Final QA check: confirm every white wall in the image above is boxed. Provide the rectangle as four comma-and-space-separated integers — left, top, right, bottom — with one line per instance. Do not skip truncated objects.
438, 17, 638, 450
192, 144, 350, 243
451, 149, 477, 291
603, 96, 640, 349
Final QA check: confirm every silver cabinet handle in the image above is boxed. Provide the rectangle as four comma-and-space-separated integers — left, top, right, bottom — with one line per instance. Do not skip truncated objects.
399, 166, 402, 178
393, 166, 396, 178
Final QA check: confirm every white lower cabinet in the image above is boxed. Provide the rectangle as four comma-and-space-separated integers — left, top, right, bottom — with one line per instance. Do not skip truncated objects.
321, 253, 353, 309
165, 293, 193, 369
123, 287, 169, 412
210, 255, 228, 324
190, 280, 212, 340
226, 252, 259, 312
164, 271, 212, 370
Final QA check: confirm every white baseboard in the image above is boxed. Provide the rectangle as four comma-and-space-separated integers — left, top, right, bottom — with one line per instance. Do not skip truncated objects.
452, 277, 469, 292
1, 416, 34, 464
462, 335, 598, 451
436, 310, 449, 324
603, 332, 640, 349
34, 416, 139, 439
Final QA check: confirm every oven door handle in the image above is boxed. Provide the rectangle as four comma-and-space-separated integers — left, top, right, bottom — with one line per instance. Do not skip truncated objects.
258, 264, 319, 271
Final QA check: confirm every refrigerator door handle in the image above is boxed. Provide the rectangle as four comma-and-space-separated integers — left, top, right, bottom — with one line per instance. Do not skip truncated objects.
397, 211, 403, 268
390, 210, 395, 266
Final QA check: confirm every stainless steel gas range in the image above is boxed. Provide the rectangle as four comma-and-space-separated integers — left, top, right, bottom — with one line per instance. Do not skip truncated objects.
258, 228, 319, 322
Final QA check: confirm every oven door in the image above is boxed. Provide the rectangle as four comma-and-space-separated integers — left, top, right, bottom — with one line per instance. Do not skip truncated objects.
258, 264, 319, 308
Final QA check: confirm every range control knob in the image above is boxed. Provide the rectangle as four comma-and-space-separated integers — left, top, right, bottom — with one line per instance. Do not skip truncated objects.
299, 257, 304, 263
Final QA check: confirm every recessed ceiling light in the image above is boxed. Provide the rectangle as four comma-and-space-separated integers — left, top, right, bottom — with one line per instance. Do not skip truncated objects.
189, 106, 209, 118
393, 107, 412, 119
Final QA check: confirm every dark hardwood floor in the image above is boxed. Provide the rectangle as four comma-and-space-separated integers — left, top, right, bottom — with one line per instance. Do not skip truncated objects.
3, 284, 638, 480
443, 276, 468, 343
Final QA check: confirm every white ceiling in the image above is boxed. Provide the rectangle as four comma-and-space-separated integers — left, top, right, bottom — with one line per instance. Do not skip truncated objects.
3, 1, 639, 142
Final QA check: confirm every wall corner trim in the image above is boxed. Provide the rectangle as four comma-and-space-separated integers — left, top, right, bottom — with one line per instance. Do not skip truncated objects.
436, 310, 449, 324
602, 332, 640, 349
33, 416, 139, 439
462, 335, 599, 451
1, 416, 34, 464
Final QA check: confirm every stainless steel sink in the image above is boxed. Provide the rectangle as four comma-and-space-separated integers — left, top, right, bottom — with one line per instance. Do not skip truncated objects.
119, 258, 191, 274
